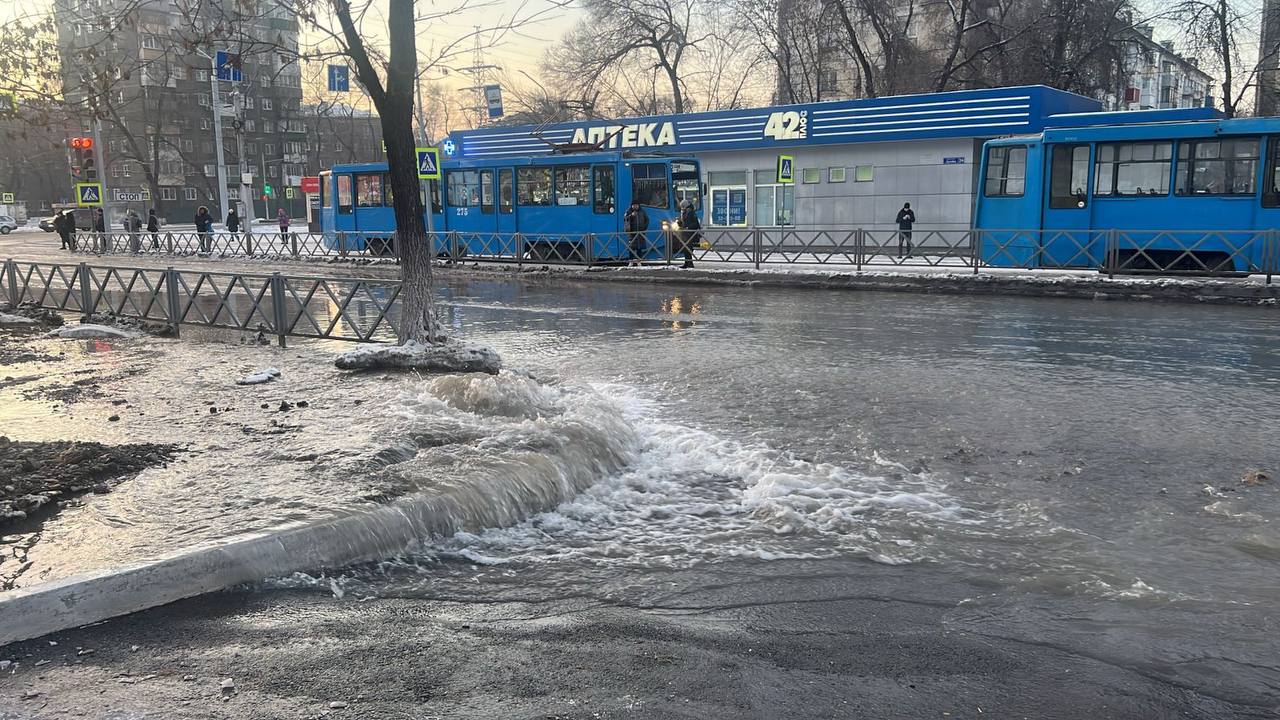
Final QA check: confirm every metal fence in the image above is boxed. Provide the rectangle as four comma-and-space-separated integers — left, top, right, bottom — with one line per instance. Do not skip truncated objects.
60, 226, 1279, 281
2, 259, 401, 346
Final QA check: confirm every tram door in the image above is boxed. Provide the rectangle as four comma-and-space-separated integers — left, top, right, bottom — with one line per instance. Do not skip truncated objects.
496, 168, 516, 236
1041, 144, 1103, 267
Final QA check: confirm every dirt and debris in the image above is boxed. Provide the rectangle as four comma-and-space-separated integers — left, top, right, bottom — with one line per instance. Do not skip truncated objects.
82, 312, 176, 338
1241, 469, 1272, 486
0, 437, 178, 529
0, 302, 65, 328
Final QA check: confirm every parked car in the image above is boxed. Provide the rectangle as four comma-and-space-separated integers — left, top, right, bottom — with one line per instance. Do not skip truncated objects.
0, 215, 18, 234
37, 217, 56, 232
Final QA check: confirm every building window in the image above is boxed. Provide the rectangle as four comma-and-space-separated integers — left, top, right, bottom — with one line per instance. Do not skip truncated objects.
983, 146, 1027, 197
203, 164, 215, 176
268, 165, 278, 178
198, 94, 210, 107
260, 75, 269, 87
828, 167, 846, 183
196, 69, 208, 82
517, 167, 552, 206
1094, 142, 1171, 196
245, 120, 256, 132
111, 165, 122, 178
855, 165, 874, 182
123, 163, 131, 177
245, 97, 254, 109
184, 188, 197, 201
246, 142, 257, 154
631, 163, 668, 209
801, 168, 821, 184
554, 165, 590, 206
173, 66, 185, 81
182, 139, 194, 153
141, 35, 162, 50
262, 98, 272, 110
161, 187, 177, 201
200, 118, 209, 130
753, 168, 794, 226
1176, 138, 1259, 196
707, 171, 747, 226
264, 143, 274, 156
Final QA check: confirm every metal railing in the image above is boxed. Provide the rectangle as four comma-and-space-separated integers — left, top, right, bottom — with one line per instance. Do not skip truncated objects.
56, 226, 1279, 282
2, 259, 402, 347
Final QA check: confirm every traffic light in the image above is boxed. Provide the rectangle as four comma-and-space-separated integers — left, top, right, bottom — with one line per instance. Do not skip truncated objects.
263, 182, 273, 197
68, 137, 96, 181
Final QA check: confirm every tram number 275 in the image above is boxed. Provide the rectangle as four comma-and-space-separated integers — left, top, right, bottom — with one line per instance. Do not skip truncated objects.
763, 111, 807, 141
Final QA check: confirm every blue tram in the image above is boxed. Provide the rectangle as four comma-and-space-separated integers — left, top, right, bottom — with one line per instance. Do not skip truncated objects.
975, 117, 1280, 272
318, 152, 702, 261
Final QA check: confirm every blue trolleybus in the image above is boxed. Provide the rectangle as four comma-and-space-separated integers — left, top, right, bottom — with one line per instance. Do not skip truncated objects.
319, 151, 702, 261
975, 117, 1280, 273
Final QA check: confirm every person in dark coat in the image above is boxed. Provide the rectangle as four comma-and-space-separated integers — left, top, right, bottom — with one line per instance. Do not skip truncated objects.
226, 207, 240, 233
896, 202, 916, 257
146, 208, 160, 250
677, 200, 700, 269
624, 201, 649, 266
194, 206, 213, 253
55, 211, 71, 250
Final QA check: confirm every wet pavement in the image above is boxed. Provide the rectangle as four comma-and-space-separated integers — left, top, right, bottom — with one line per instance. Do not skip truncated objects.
2, 269, 1279, 717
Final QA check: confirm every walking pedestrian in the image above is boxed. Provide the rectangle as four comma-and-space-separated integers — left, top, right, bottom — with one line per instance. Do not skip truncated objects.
194, 206, 213, 254
126, 209, 142, 253
896, 202, 916, 257
624, 200, 649, 266
146, 208, 160, 251
677, 199, 700, 269
92, 208, 106, 253
64, 211, 78, 252
276, 207, 290, 248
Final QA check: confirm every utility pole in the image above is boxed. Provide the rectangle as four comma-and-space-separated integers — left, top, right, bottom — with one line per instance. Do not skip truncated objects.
207, 53, 230, 223
91, 119, 107, 222
457, 26, 501, 126
233, 91, 253, 235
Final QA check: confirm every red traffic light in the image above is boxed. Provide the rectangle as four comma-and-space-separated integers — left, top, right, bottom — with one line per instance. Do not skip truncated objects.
68, 137, 93, 149
261, 194, 268, 201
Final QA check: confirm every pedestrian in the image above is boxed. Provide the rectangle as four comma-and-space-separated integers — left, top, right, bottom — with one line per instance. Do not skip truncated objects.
92, 208, 106, 253
126, 209, 142, 253
65, 210, 78, 252
677, 199, 700, 269
55, 211, 70, 250
624, 200, 649, 266
146, 208, 160, 251
276, 207, 290, 248
896, 202, 916, 257
194, 206, 213, 253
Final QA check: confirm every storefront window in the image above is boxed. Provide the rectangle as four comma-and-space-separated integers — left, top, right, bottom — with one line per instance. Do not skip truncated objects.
753, 169, 794, 226
708, 171, 747, 226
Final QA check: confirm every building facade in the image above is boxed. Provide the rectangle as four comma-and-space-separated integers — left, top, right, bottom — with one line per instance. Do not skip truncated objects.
1104, 26, 1212, 112
55, 0, 307, 224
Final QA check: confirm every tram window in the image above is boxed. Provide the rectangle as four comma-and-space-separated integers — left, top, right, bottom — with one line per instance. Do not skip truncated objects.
499, 168, 514, 214
1094, 142, 1171, 196
479, 169, 495, 213
383, 173, 394, 206
336, 174, 352, 214
592, 166, 615, 214
1049, 145, 1090, 208
984, 146, 1026, 197
1175, 138, 1259, 196
633, 163, 669, 208
319, 174, 330, 208
554, 165, 590, 206
672, 160, 701, 209
517, 167, 552, 206
355, 173, 383, 207
447, 170, 482, 207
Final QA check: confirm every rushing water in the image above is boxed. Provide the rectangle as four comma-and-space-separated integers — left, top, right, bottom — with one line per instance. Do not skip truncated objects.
4, 275, 1280, 704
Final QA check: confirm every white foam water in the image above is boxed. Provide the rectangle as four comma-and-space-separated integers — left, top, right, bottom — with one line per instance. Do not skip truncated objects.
372, 383, 994, 572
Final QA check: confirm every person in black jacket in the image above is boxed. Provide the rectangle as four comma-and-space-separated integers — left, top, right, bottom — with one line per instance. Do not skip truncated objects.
146, 208, 160, 250
55, 211, 71, 250
895, 202, 915, 257
677, 200, 700, 269
194, 206, 214, 253
624, 201, 649, 266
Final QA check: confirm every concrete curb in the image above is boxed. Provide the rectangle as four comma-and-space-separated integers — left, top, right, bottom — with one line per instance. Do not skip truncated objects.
0, 501, 440, 646
440, 265, 1280, 307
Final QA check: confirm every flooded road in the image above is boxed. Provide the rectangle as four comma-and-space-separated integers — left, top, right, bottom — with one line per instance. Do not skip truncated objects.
3, 274, 1279, 714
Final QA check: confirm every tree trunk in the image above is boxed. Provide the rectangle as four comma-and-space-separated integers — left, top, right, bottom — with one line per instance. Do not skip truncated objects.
1218, 0, 1234, 117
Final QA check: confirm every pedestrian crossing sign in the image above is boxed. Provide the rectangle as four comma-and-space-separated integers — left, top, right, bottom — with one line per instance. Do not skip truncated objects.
75, 182, 104, 207
776, 155, 794, 184
1, 192, 13, 203
416, 147, 440, 180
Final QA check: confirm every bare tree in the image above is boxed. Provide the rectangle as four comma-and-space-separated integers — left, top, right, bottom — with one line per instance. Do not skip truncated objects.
1169, 0, 1278, 116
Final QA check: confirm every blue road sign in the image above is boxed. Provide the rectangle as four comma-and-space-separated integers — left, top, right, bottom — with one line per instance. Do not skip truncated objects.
416, 147, 440, 180
75, 182, 103, 207
484, 84, 504, 119
214, 51, 242, 82
328, 65, 350, 92
777, 155, 794, 184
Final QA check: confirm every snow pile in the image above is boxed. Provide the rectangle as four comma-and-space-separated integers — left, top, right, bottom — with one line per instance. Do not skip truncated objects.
0, 313, 36, 325
236, 367, 282, 385
334, 339, 502, 375
45, 324, 140, 340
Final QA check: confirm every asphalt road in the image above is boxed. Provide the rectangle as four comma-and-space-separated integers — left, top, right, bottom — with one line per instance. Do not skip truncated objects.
1, 559, 1263, 720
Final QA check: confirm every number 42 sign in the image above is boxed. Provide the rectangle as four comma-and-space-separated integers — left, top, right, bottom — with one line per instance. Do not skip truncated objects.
764, 110, 807, 141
